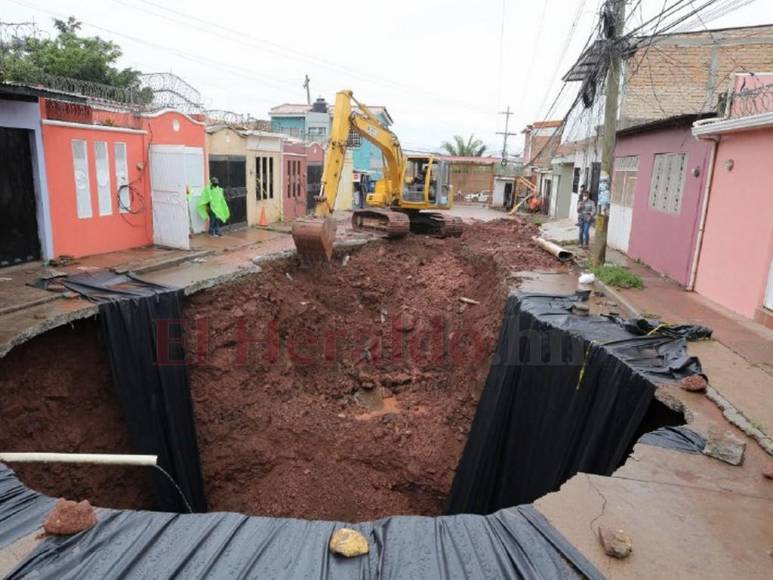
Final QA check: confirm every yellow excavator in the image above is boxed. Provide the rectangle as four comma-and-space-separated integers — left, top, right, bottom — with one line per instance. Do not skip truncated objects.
292, 90, 462, 260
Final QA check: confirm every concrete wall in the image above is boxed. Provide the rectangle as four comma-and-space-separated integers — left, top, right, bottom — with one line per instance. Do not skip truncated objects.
621, 25, 773, 127
270, 116, 305, 138
335, 151, 354, 211
42, 110, 205, 258
207, 127, 246, 156
42, 122, 150, 257
246, 134, 283, 225
0, 98, 53, 259
551, 163, 574, 219
617, 125, 712, 285
695, 127, 773, 318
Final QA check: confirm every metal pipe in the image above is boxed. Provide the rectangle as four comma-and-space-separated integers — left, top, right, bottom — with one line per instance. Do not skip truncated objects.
0, 452, 158, 466
687, 137, 718, 291
532, 237, 575, 262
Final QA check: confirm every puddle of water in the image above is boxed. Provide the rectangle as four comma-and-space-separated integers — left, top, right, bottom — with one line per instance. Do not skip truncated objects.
353, 387, 400, 421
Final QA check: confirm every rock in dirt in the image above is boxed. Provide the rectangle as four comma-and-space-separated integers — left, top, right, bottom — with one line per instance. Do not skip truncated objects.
680, 374, 708, 393
329, 528, 369, 557
762, 465, 773, 480
598, 526, 633, 559
43, 498, 97, 535
702, 427, 746, 465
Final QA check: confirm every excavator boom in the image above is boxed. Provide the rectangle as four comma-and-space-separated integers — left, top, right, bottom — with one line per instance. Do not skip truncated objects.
291, 89, 459, 261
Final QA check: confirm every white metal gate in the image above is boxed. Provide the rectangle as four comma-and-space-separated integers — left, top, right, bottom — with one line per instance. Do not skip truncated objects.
608, 156, 639, 253
150, 145, 205, 249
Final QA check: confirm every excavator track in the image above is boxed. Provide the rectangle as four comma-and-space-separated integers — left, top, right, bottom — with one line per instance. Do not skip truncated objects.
351, 208, 410, 238
407, 212, 463, 238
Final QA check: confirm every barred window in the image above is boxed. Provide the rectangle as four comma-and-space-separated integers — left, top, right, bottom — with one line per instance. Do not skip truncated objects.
649, 153, 686, 215
347, 130, 361, 148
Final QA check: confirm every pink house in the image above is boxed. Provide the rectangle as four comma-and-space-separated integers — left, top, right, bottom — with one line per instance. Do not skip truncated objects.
613, 115, 714, 285
692, 74, 773, 324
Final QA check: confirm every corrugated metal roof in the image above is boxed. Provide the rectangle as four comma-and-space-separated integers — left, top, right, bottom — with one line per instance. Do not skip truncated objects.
269, 103, 312, 116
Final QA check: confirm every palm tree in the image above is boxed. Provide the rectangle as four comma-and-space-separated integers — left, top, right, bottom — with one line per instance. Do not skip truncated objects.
440, 134, 487, 157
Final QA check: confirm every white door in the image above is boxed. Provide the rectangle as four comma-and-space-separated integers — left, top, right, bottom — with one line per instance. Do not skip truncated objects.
150, 145, 205, 248
608, 205, 633, 252
150, 145, 189, 249
608, 156, 638, 253
764, 255, 773, 311
184, 147, 206, 234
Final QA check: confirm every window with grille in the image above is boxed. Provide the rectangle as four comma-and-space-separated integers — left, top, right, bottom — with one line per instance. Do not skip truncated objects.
256, 156, 274, 200
347, 130, 361, 148
572, 167, 581, 193
94, 141, 112, 216
114, 142, 130, 212
71, 139, 92, 218
612, 155, 639, 208
648, 153, 686, 215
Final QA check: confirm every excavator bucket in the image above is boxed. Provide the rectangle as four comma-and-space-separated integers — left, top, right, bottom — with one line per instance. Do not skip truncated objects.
292, 216, 337, 261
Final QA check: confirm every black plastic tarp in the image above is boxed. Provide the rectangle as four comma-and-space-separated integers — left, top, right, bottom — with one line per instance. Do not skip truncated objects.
639, 426, 706, 454
0, 464, 602, 580
0, 463, 56, 549
446, 293, 699, 516
63, 271, 207, 513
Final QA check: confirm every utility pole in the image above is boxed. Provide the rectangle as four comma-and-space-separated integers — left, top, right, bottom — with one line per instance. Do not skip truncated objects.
591, 0, 626, 267
303, 74, 311, 105
496, 105, 517, 164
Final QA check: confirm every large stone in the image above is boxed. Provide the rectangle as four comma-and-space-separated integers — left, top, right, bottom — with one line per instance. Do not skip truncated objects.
680, 374, 708, 393
598, 526, 633, 559
329, 528, 369, 557
702, 427, 746, 466
43, 498, 97, 535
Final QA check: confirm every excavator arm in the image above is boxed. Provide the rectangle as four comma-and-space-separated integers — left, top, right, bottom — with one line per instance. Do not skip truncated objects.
314, 90, 405, 216
292, 88, 461, 261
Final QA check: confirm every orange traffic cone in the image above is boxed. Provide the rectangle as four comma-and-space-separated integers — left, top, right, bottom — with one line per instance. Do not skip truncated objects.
258, 206, 268, 227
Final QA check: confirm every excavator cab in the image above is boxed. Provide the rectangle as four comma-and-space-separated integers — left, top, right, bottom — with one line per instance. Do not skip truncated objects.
402, 155, 453, 209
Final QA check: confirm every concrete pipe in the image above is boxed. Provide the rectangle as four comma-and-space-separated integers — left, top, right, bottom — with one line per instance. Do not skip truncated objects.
532, 237, 575, 262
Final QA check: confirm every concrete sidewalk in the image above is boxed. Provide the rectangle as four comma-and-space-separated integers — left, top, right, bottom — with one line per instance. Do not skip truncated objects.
0, 225, 295, 358
595, 249, 773, 454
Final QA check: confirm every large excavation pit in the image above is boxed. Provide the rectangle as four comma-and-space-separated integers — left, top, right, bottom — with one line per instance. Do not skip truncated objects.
0, 219, 684, 522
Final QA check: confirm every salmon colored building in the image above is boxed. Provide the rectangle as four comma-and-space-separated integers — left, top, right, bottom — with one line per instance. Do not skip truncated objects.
41, 100, 206, 258
690, 74, 773, 324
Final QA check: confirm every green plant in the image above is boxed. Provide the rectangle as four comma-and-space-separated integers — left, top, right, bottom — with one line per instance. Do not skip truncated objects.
590, 264, 643, 289
2, 17, 145, 91
440, 134, 487, 157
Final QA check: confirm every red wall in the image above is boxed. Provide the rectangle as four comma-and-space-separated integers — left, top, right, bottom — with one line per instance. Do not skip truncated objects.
695, 127, 773, 318
43, 123, 152, 258
43, 109, 206, 258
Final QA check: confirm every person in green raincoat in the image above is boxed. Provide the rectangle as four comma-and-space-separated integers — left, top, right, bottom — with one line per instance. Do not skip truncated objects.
197, 176, 230, 237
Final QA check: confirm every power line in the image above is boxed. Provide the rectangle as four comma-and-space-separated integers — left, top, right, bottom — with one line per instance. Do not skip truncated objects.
116, 0, 495, 115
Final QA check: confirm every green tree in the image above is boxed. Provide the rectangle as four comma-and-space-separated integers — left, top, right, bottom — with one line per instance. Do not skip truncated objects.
1, 17, 144, 91
440, 134, 487, 157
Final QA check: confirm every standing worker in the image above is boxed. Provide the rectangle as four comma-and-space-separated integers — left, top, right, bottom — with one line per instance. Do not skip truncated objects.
198, 176, 230, 237
576, 187, 596, 249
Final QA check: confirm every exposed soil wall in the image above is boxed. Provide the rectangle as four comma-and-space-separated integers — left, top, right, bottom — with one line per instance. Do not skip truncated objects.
0, 318, 155, 509
0, 219, 559, 520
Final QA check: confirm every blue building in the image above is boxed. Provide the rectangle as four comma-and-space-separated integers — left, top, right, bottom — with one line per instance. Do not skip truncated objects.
269, 98, 330, 142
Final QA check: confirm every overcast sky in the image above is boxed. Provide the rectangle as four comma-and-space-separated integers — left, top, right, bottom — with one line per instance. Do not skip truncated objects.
3, 0, 772, 153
